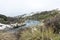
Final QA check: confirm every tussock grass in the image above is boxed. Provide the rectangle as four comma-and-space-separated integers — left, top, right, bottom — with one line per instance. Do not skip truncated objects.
20, 26, 60, 40
0, 32, 17, 40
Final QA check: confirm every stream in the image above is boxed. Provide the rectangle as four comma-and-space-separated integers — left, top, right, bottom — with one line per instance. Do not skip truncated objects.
2, 20, 40, 33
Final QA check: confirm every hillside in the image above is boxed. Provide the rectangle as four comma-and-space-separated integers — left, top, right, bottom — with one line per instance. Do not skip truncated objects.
23, 9, 59, 21
0, 9, 60, 40
0, 14, 18, 24
0, 9, 60, 24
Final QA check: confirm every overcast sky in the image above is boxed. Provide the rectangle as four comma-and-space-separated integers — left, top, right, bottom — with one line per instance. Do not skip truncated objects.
0, 0, 60, 16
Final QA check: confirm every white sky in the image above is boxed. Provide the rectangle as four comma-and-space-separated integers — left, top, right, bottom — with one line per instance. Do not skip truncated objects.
0, 0, 60, 16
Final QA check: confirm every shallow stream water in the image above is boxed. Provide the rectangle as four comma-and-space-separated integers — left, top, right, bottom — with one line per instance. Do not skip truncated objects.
3, 20, 40, 33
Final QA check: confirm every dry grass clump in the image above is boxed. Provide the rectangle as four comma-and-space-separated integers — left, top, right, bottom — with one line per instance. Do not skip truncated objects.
0, 32, 17, 40
20, 26, 60, 40
0, 25, 60, 40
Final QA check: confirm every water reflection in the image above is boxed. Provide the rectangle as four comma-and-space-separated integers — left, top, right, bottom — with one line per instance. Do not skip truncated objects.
25, 20, 40, 27
3, 20, 40, 33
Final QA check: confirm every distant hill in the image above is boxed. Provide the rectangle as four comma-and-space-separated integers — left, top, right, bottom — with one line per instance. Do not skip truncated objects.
0, 14, 7, 21
23, 9, 59, 21
0, 14, 8, 24
0, 9, 60, 24
0, 14, 26, 24
0, 14, 18, 24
